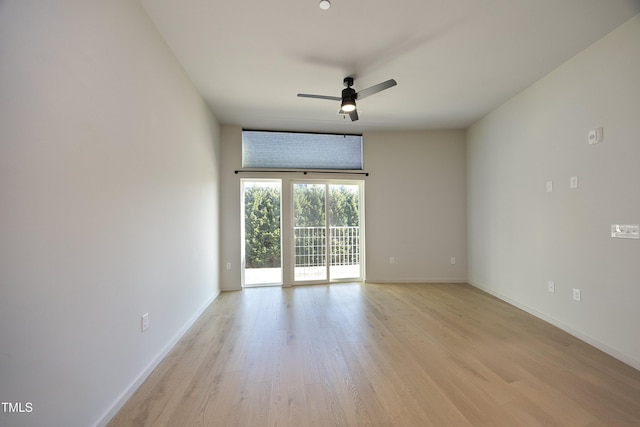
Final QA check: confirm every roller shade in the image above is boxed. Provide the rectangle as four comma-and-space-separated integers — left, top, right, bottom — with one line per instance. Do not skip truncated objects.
242, 130, 363, 170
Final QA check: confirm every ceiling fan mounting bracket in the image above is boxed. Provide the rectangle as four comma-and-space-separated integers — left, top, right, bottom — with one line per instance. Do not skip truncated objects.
343, 77, 354, 88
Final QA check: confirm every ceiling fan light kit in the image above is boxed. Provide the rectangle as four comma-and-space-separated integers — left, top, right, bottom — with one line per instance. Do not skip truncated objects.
319, 0, 330, 10
341, 99, 356, 112
297, 76, 397, 122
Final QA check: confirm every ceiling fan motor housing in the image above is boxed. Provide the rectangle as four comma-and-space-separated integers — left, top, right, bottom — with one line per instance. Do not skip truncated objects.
341, 86, 356, 100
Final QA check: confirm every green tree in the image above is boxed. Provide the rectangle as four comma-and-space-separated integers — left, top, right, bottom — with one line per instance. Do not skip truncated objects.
244, 186, 281, 268
293, 184, 325, 227
329, 186, 359, 227
245, 184, 361, 268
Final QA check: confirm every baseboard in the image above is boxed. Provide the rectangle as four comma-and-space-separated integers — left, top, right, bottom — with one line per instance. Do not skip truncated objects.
467, 280, 640, 372
94, 290, 220, 427
365, 279, 467, 284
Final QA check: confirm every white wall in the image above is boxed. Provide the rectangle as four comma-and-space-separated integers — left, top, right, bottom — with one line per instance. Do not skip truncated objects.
219, 125, 244, 290
467, 14, 640, 369
364, 130, 467, 283
0, 1, 221, 426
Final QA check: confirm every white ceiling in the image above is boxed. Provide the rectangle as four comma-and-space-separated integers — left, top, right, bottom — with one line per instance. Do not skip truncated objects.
141, 0, 640, 134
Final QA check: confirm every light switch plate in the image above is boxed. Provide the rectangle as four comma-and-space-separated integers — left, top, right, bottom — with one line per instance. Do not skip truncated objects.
141, 313, 149, 332
573, 288, 581, 302
570, 176, 578, 189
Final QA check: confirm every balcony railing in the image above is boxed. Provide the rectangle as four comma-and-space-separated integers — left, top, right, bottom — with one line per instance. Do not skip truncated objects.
244, 226, 361, 285
294, 225, 360, 281
294, 226, 360, 268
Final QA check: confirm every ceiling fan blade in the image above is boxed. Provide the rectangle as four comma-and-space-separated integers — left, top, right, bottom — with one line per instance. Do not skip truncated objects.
355, 79, 397, 100
348, 109, 359, 121
297, 93, 341, 101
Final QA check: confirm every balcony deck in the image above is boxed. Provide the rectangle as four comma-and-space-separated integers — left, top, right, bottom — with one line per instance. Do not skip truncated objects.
244, 264, 361, 286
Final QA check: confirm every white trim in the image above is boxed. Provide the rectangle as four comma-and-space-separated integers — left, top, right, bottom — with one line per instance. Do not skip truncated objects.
365, 278, 468, 284
467, 280, 640, 372
94, 291, 220, 427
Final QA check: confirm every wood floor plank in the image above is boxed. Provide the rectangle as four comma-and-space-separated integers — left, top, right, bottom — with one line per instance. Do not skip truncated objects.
108, 283, 640, 427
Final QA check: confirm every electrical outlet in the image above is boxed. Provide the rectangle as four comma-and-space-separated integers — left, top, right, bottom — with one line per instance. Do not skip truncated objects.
226, 262, 232, 270
389, 257, 395, 264
587, 127, 603, 145
450, 257, 456, 265
546, 181, 553, 193
141, 313, 149, 332
572, 288, 581, 302
548, 281, 555, 293
611, 224, 640, 239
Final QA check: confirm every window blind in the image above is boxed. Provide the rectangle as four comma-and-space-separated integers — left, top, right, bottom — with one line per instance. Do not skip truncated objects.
242, 130, 363, 170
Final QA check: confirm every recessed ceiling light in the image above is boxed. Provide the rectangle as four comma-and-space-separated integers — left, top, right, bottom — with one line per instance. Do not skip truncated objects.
319, 0, 331, 10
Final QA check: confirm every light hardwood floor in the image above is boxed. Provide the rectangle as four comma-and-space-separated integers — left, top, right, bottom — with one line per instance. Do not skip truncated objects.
108, 283, 640, 426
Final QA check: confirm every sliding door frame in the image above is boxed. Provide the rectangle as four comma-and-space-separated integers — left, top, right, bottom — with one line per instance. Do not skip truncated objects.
291, 179, 365, 285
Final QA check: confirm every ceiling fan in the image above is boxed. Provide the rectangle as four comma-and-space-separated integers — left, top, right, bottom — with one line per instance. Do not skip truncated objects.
297, 77, 397, 122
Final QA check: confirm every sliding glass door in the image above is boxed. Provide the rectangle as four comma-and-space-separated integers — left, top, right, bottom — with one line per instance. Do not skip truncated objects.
293, 180, 363, 283
293, 183, 328, 282
328, 183, 362, 280
241, 179, 282, 287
